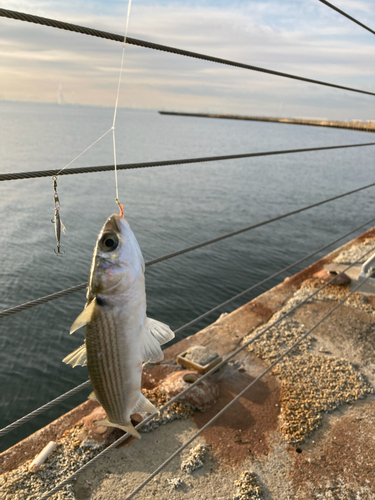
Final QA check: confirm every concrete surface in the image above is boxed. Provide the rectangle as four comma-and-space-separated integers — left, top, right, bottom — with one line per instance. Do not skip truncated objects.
2, 228, 375, 499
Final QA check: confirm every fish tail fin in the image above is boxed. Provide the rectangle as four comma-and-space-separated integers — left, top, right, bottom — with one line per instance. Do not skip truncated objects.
95, 417, 141, 439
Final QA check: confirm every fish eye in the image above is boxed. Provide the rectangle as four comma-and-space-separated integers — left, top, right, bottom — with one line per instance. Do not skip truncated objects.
100, 233, 119, 252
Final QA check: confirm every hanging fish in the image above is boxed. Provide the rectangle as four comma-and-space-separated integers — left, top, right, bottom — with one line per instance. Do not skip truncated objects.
63, 214, 174, 438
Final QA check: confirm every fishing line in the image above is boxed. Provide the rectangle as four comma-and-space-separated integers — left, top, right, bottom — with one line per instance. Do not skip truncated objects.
112, 0, 133, 214
48, 0, 132, 251
50, 128, 113, 255
55, 127, 113, 177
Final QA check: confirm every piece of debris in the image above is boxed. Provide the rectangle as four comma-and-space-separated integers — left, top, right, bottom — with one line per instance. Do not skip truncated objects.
29, 441, 57, 472
158, 371, 220, 411
233, 471, 263, 500
184, 345, 219, 366
177, 345, 222, 374
181, 444, 207, 474
313, 269, 351, 285
167, 477, 185, 489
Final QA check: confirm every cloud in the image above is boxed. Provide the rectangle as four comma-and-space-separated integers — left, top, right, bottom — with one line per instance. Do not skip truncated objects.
0, 0, 374, 119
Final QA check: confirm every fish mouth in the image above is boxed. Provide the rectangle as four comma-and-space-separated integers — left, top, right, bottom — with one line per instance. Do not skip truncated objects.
103, 214, 122, 234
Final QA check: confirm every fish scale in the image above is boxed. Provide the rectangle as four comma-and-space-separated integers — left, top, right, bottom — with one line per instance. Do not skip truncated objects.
87, 307, 132, 425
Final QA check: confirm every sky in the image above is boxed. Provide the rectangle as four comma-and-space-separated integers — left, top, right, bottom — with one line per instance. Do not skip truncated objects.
0, 0, 374, 119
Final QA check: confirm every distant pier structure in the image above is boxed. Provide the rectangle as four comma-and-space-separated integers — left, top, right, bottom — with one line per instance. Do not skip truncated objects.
159, 111, 375, 133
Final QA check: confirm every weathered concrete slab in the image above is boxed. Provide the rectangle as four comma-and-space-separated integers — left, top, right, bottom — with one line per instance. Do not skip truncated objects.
2, 227, 375, 499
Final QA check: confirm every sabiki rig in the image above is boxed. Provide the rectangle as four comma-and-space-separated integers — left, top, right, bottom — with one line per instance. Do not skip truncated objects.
63, 213, 174, 438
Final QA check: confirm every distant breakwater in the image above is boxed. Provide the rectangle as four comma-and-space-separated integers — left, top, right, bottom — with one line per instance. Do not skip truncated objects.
159, 111, 375, 133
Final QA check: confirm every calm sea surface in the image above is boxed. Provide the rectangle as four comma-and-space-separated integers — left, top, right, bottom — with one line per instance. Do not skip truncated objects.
1, 101, 374, 451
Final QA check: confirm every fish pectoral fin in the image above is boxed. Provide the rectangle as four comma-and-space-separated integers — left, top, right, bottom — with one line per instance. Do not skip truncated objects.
147, 317, 175, 345
132, 392, 158, 415
62, 343, 87, 367
88, 391, 98, 402
95, 417, 141, 439
69, 299, 97, 335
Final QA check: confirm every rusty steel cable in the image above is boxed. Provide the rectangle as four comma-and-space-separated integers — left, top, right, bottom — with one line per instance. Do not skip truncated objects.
1, 8, 375, 97
318, 0, 375, 36
1, 182, 375, 320
0, 142, 375, 182
39, 259, 373, 500
1, 216, 374, 439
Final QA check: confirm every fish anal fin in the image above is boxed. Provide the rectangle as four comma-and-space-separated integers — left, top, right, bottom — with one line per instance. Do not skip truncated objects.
95, 417, 141, 439
70, 299, 97, 335
132, 392, 158, 415
62, 343, 87, 367
147, 318, 175, 345
88, 391, 98, 402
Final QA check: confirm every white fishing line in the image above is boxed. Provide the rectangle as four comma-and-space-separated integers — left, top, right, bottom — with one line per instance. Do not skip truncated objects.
55, 127, 113, 176
112, 0, 133, 205
54, 0, 133, 192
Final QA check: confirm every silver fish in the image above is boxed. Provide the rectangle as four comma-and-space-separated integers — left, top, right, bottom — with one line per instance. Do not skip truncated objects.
63, 214, 174, 438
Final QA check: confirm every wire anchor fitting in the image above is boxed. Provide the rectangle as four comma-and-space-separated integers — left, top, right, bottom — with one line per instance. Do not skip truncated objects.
358, 251, 375, 284
51, 176, 65, 255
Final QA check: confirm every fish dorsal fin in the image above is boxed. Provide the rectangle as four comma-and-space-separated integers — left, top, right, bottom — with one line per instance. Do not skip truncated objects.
147, 318, 175, 345
70, 299, 97, 335
140, 318, 174, 363
62, 343, 87, 367
132, 392, 158, 415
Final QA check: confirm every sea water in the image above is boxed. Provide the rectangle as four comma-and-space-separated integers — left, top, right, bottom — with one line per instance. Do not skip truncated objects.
0, 101, 374, 451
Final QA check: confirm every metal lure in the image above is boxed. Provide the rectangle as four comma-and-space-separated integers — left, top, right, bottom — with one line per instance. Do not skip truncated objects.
51, 176, 65, 255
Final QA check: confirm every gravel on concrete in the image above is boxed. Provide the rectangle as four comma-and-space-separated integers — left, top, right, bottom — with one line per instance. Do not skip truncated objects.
0, 424, 105, 500
233, 471, 263, 500
180, 444, 207, 474
245, 280, 373, 444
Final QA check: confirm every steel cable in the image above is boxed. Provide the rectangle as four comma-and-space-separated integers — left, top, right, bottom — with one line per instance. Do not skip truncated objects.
318, 0, 375, 36
1, 216, 373, 438
1, 8, 375, 97
1, 217, 373, 439
0, 282, 88, 319
39, 251, 374, 500
0, 381, 91, 438
124, 274, 371, 500
0, 142, 375, 182
1, 181, 375, 320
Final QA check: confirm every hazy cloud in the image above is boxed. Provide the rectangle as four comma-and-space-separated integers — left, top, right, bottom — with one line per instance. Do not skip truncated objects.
0, 0, 374, 119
